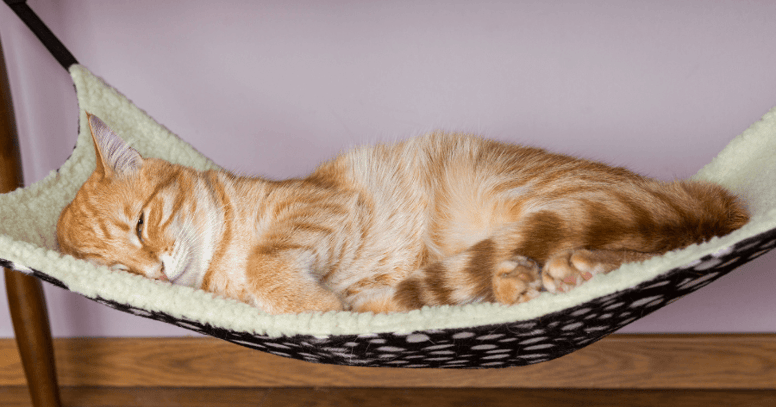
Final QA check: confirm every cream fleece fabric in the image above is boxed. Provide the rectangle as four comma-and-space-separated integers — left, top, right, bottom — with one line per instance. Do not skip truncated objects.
0, 65, 773, 337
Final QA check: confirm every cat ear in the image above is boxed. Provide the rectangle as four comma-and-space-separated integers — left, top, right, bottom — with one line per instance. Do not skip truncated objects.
87, 113, 143, 178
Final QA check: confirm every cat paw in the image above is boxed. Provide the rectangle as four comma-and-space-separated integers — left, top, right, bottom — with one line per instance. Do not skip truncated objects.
493, 255, 542, 304
541, 249, 609, 294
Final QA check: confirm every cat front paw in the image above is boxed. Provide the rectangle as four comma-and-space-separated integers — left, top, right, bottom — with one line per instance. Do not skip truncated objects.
492, 255, 542, 304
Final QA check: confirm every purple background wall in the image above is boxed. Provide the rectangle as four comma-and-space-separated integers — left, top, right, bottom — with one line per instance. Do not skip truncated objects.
1, 0, 775, 337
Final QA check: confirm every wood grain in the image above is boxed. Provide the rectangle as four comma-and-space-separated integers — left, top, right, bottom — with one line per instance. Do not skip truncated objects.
2, 387, 776, 407
1, 335, 775, 389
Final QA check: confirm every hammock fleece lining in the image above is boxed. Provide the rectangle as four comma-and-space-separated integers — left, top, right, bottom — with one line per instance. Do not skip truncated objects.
1, 65, 775, 340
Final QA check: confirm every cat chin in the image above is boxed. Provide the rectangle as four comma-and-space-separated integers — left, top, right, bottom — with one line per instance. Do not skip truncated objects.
164, 252, 201, 288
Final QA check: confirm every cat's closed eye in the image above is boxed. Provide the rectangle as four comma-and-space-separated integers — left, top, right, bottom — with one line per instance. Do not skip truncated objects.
136, 212, 145, 242
110, 263, 129, 272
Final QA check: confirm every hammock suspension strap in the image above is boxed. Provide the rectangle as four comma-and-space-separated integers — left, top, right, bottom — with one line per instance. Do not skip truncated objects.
3, 0, 77, 71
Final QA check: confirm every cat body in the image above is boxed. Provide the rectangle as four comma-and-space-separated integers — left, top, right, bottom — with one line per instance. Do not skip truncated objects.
56, 114, 749, 314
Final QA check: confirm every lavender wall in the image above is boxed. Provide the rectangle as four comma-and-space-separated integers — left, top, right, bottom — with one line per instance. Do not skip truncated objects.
1, 0, 775, 337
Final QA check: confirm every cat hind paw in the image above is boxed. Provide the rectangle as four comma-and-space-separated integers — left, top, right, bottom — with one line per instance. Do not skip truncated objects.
492, 255, 542, 305
542, 249, 608, 294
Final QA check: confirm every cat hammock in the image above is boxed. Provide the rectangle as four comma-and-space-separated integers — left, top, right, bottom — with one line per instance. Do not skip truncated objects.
2, 1, 776, 369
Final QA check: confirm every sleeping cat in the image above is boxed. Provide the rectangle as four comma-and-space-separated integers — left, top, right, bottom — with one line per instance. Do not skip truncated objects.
56, 114, 749, 314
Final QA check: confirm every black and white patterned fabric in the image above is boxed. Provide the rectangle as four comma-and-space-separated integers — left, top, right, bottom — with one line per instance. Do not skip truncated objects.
3, 228, 774, 369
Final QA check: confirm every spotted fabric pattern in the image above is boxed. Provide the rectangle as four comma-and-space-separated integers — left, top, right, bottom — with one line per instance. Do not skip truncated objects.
2, 229, 774, 369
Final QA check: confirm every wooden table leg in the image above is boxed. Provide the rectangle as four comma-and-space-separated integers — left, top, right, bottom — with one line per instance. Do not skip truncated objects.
1, 35, 62, 407
4, 271, 62, 407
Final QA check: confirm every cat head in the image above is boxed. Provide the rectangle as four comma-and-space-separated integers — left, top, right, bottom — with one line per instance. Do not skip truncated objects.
57, 114, 191, 282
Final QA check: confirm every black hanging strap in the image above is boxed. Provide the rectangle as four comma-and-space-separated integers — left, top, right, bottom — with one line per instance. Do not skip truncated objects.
3, 0, 78, 70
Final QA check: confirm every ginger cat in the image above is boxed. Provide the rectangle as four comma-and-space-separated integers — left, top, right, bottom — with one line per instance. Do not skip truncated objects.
56, 114, 749, 314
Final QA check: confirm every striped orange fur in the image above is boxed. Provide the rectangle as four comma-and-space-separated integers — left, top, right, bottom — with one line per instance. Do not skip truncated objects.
56, 114, 749, 314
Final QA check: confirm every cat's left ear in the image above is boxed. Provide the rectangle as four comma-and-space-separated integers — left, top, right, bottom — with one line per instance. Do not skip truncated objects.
86, 113, 143, 178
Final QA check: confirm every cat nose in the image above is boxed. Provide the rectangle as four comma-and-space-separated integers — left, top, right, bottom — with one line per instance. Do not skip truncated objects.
157, 263, 169, 282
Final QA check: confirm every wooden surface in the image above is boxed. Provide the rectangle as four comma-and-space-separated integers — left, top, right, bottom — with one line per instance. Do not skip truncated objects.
2, 387, 776, 407
1, 335, 774, 389
1, 35, 63, 407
